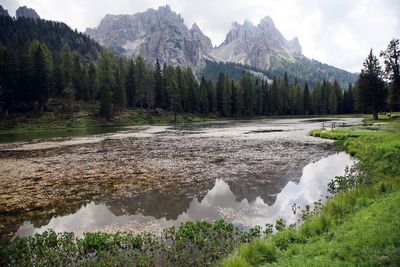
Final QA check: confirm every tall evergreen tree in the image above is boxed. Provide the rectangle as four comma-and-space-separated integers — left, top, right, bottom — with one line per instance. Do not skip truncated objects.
114, 57, 127, 112
154, 59, 166, 109
303, 82, 311, 115
240, 72, 256, 116
28, 40, 53, 111
199, 76, 209, 114
222, 77, 232, 117
135, 56, 147, 110
87, 62, 97, 101
293, 84, 304, 115
262, 81, 269, 115
358, 49, 386, 120
126, 59, 136, 107
97, 50, 115, 120
343, 83, 354, 114
216, 73, 225, 114
380, 39, 400, 111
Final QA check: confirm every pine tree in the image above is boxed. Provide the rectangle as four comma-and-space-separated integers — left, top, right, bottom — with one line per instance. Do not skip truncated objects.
380, 39, 400, 111
28, 40, 53, 111
329, 87, 338, 114
199, 77, 209, 114
114, 57, 127, 112
135, 56, 147, 110
343, 83, 354, 114
154, 59, 166, 109
358, 49, 386, 120
97, 50, 115, 120
262, 81, 269, 115
87, 62, 97, 101
222, 76, 232, 117
0, 45, 16, 118
240, 72, 256, 116
126, 59, 136, 107
165, 65, 180, 122
207, 80, 216, 113
270, 77, 280, 115
216, 73, 225, 114
293, 84, 304, 115
303, 82, 311, 115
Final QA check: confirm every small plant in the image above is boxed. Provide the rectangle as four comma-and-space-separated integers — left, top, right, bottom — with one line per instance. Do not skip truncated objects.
275, 218, 286, 231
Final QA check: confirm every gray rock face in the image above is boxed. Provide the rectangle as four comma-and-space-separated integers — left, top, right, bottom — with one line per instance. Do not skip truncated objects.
86, 5, 212, 70
16, 6, 40, 19
211, 16, 303, 70
0, 5, 10, 17
87, 6, 305, 71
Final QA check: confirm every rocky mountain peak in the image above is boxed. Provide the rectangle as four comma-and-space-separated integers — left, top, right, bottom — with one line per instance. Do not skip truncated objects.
288, 37, 302, 56
158, 4, 172, 13
0, 5, 10, 17
258, 16, 275, 29
211, 15, 303, 69
191, 23, 213, 52
86, 6, 212, 70
16, 6, 40, 19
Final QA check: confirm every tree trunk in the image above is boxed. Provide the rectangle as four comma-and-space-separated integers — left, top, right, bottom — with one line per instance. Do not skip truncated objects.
373, 110, 378, 120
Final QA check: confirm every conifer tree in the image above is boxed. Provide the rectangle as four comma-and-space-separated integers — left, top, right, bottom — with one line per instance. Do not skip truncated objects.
28, 40, 53, 111
97, 50, 115, 120
303, 82, 311, 115
126, 59, 136, 107
381, 39, 400, 111
154, 59, 165, 109
358, 49, 386, 120
87, 62, 97, 101
114, 57, 127, 112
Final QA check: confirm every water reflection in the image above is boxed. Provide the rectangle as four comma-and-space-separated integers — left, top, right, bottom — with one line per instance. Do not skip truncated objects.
15, 152, 354, 238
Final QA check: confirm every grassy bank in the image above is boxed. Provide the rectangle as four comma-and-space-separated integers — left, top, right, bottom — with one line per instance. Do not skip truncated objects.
0, 108, 220, 133
221, 115, 400, 266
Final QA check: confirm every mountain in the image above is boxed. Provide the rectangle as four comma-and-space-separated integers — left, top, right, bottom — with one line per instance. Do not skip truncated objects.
16, 6, 40, 19
0, 5, 10, 17
0, 15, 102, 62
86, 5, 212, 70
210, 17, 303, 69
87, 5, 357, 86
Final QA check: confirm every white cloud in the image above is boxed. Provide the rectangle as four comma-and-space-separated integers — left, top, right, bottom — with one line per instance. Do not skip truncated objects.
1, 0, 399, 72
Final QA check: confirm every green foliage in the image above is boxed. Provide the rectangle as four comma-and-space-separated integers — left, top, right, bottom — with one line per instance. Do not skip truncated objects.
380, 39, 400, 111
1, 220, 264, 266
222, 120, 400, 267
357, 49, 387, 119
0, 16, 102, 61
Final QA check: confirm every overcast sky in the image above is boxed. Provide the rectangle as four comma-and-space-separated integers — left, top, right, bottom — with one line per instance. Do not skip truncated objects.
1, 0, 399, 72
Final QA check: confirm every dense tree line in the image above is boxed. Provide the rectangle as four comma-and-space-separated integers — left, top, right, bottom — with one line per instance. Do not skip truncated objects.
202, 58, 358, 89
1, 37, 397, 121
0, 40, 359, 121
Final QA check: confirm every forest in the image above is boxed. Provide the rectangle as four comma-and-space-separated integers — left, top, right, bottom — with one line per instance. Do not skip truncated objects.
0, 16, 398, 122
0, 40, 357, 121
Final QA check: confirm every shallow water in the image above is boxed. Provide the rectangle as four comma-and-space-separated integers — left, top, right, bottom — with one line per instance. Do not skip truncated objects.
0, 117, 362, 241
0, 126, 131, 143
15, 152, 354, 238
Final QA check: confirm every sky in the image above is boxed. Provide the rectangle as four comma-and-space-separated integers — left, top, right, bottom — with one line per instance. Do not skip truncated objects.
1, 0, 399, 73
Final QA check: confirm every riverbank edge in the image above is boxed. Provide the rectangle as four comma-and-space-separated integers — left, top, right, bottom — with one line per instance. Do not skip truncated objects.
0, 108, 364, 134
220, 116, 400, 266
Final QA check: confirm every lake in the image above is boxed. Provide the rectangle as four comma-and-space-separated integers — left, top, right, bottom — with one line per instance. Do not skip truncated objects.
0, 117, 361, 241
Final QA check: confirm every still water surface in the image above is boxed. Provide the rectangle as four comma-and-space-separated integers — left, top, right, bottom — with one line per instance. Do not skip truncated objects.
15, 152, 354, 238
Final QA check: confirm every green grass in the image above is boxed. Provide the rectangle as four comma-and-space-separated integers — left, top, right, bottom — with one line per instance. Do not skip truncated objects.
221, 116, 400, 267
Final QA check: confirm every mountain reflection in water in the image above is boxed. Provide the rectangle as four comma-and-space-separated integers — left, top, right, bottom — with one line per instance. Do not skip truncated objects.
15, 152, 354, 238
